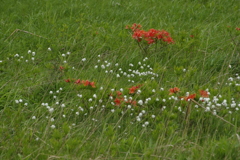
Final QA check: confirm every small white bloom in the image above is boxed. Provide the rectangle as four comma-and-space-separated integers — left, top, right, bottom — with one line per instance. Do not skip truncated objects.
24, 103, 28, 106
88, 98, 92, 102
67, 52, 71, 55
151, 115, 155, 118
31, 57, 35, 61
138, 100, 143, 105
63, 114, 66, 118
50, 118, 54, 122
111, 109, 115, 113
152, 89, 156, 93
49, 91, 53, 94
63, 60, 67, 63
101, 65, 105, 69
48, 47, 51, 51
51, 125, 56, 129
144, 121, 149, 125
32, 116, 36, 120
162, 99, 166, 102
49, 108, 54, 113
61, 104, 65, 108
93, 94, 97, 98
28, 50, 31, 54
82, 58, 86, 62
62, 54, 66, 57
76, 112, 79, 115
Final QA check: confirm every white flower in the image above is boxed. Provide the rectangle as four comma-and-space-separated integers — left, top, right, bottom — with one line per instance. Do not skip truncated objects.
111, 109, 115, 113
28, 50, 31, 54
61, 104, 65, 108
49, 91, 53, 94
48, 47, 51, 51
49, 108, 54, 113
77, 94, 82, 98
51, 125, 56, 129
162, 99, 166, 102
152, 89, 156, 93
151, 115, 155, 118
32, 116, 36, 120
76, 112, 79, 115
63, 114, 66, 118
93, 94, 97, 98
82, 58, 86, 62
67, 52, 71, 55
51, 118, 54, 122
31, 57, 35, 61
62, 54, 66, 57
24, 103, 28, 106
101, 65, 105, 69
88, 98, 92, 102
138, 100, 143, 105
144, 121, 149, 125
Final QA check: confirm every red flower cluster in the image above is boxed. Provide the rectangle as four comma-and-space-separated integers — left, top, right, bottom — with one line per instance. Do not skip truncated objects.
126, 23, 174, 44
169, 87, 209, 102
64, 79, 96, 88
169, 87, 180, 95
236, 27, 240, 31
129, 84, 142, 94
110, 90, 137, 106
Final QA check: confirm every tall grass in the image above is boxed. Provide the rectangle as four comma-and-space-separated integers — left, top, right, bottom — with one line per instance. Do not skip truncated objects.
1, 0, 240, 159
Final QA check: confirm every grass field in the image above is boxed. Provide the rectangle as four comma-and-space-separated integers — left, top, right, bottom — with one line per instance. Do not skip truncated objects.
1, 0, 240, 159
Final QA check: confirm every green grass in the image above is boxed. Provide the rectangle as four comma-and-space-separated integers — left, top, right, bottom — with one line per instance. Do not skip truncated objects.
1, 0, 240, 159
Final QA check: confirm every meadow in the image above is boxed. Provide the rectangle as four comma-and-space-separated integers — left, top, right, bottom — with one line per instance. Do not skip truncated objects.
0, 0, 240, 159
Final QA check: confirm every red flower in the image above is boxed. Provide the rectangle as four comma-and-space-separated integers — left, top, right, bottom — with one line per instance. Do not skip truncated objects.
75, 79, 81, 84
129, 85, 142, 94
90, 81, 96, 88
236, 27, 240, 31
65, 79, 71, 83
184, 94, 196, 101
59, 66, 64, 70
116, 91, 122, 97
199, 90, 209, 98
169, 87, 180, 95
114, 98, 123, 106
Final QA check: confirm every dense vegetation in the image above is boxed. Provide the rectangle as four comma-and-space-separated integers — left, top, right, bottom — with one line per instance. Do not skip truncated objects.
1, 0, 240, 159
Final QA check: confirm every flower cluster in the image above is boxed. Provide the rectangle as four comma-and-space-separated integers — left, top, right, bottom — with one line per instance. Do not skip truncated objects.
65, 78, 96, 88
169, 87, 209, 102
126, 23, 174, 44
109, 90, 137, 106
129, 84, 142, 94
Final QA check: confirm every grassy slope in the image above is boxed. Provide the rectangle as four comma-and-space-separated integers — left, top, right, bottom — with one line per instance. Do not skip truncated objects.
1, 0, 240, 159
